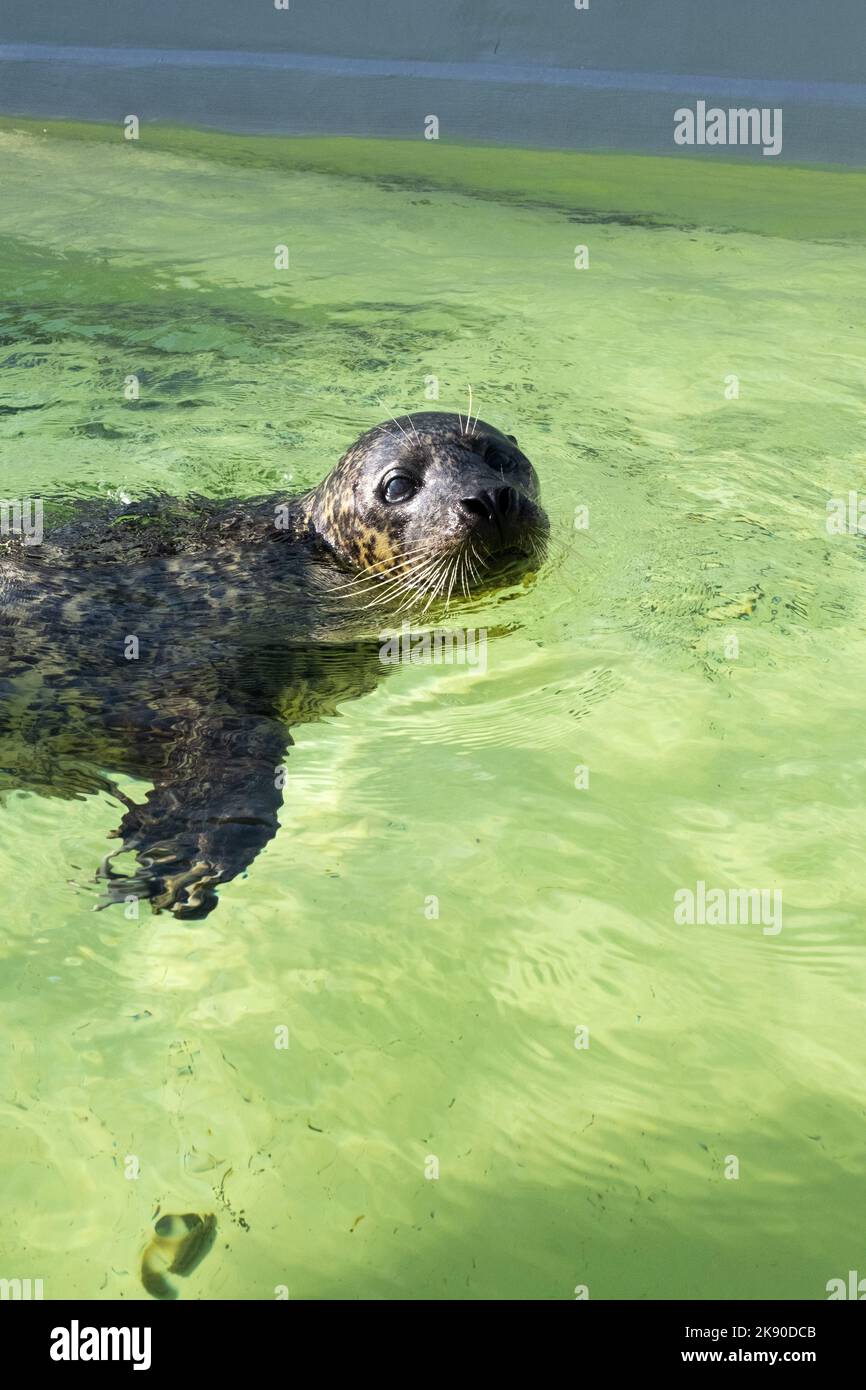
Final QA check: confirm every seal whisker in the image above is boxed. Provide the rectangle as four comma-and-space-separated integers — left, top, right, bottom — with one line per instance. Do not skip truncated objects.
340, 548, 442, 593
432, 558, 456, 610
461, 545, 475, 597
420, 554, 454, 614
393, 582, 429, 616
331, 544, 439, 591
465, 386, 482, 440
380, 410, 419, 452
393, 559, 447, 615
446, 549, 465, 609
457, 549, 470, 599
436, 556, 455, 612
332, 555, 431, 592
357, 553, 445, 610
405, 552, 451, 597
363, 560, 442, 605
465, 541, 483, 587
453, 549, 468, 602
356, 569, 435, 610
376, 421, 413, 454
444, 552, 461, 610
397, 554, 446, 616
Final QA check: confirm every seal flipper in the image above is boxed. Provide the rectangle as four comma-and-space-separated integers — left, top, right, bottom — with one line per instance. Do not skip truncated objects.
98, 709, 291, 919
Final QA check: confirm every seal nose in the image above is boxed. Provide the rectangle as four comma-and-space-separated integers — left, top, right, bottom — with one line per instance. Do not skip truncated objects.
458, 487, 519, 533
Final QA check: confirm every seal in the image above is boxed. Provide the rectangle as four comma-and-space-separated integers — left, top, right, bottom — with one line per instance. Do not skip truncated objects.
0, 412, 547, 917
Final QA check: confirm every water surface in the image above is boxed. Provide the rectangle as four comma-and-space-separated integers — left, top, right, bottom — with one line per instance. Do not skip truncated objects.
0, 123, 864, 1300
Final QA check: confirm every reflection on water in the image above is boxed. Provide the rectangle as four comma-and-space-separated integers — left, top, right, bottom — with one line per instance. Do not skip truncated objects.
0, 124, 865, 1299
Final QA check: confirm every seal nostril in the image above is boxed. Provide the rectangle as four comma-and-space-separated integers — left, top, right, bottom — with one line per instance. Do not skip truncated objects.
459, 496, 491, 522
459, 488, 520, 528
496, 486, 518, 517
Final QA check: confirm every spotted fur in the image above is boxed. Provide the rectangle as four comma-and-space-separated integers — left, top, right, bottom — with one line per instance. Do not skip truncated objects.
0, 413, 547, 917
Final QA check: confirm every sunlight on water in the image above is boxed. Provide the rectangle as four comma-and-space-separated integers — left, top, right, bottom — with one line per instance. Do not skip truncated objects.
0, 123, 864, 1300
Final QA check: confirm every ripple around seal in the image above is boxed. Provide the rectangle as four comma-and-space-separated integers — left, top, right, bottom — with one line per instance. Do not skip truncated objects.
364, 652, 622, 752
1, 126, 866, 1301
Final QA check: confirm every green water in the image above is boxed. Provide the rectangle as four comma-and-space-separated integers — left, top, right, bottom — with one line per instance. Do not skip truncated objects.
1, 122, 865, 1301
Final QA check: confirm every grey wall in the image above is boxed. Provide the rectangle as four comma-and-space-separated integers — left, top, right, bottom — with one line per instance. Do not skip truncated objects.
1, 0, 864, 162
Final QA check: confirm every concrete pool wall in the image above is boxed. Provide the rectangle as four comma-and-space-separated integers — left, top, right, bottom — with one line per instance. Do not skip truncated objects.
0, 1, 864, 164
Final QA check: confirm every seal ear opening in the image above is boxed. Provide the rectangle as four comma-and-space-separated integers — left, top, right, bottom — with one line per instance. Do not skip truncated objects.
507, 435, 518, 444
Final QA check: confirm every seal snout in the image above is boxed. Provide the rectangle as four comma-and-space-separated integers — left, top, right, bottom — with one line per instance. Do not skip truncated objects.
459, 486, 519, 526
458, 484, 530, 553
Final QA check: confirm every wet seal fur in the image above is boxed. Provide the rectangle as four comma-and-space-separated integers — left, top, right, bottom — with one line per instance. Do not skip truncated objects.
0, 412, 547, 918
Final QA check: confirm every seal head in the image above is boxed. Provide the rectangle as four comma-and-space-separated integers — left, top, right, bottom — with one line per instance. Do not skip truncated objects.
302, 411, 548, 604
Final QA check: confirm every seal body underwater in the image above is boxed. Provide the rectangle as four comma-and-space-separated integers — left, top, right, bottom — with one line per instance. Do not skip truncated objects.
0, 412, 547, 918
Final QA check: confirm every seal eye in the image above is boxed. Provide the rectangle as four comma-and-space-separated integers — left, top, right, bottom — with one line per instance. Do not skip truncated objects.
382, 473, 417, 504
